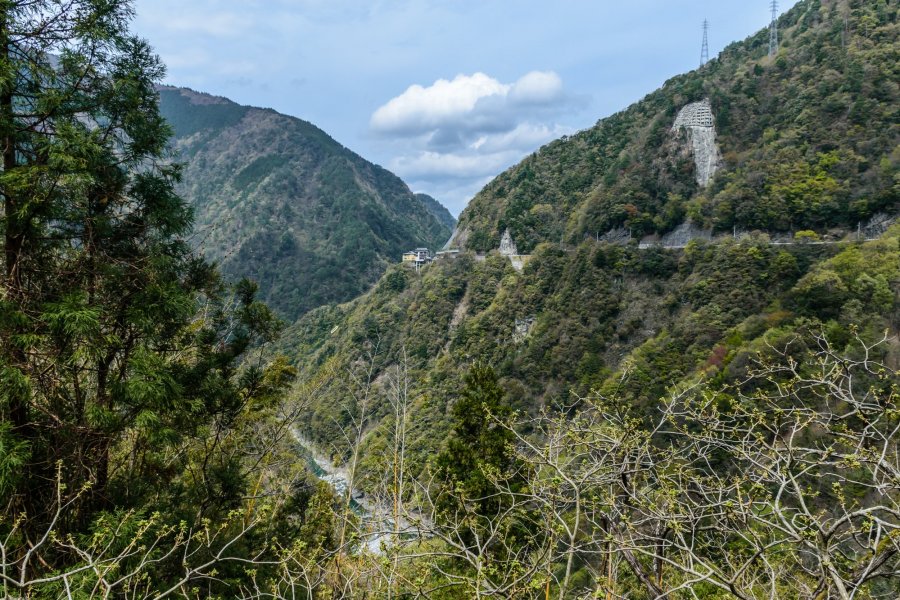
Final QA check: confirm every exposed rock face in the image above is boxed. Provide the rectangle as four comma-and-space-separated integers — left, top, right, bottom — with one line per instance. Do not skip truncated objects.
445, 226, 469, 250
499, 229, 519, 256
442, 227, 457, 250
661, 222, 713, 246
513, 317, 535, 343
672, 99, 722, 187
673, 100, 715, 128
863, 213, 896, 239
599, 227, 632, 244
639, 221, 712, 249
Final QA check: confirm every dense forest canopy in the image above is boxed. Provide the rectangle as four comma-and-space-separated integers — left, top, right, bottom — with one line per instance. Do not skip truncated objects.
0, 1, 306, 596
454, 0, 898, 253
0, 0, 897, 598
156, 86, 454, 321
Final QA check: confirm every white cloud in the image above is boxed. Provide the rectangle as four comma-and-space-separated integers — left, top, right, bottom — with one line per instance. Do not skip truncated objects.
370, 71, 573, 213
370, 70, 574, 216
370, 71, 564, 136
371, 73, 506, 135
390, 150, 521, 181
470, 122, 571, 153
509, 71, 563, 105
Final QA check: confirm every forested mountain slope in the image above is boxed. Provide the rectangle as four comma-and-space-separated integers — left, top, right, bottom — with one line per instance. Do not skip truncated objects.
279, 0, 899, 485
283, 227, 898, 476
416, 193, 457, 230
3, 0, 897, 596
452, 0, 898, 253
158, 87, 453, 320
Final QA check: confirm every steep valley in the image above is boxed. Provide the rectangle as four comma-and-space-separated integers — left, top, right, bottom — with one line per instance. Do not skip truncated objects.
2, 0, 899, 596
277, 0, 899, 489
158, 87, 454, 321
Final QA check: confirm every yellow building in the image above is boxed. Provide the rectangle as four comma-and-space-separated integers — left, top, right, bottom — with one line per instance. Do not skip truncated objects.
402, 248, 432, 269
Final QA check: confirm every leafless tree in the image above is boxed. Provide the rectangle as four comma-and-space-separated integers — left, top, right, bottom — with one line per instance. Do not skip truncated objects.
477, 330, 900, 599
7, 331, 895, 599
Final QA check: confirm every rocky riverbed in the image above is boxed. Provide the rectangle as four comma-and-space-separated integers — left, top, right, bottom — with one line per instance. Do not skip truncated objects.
292, 430, 405, 554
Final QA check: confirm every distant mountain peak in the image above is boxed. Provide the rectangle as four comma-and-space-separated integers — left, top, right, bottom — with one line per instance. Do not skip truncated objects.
158, 86, 453, 320
158, 85, 233, 106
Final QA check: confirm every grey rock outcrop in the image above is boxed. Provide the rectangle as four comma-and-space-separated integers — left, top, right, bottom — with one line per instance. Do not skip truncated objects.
599, 227, 632, 244
499, 229, 519, 256
513, 317, 535, 343
863, 213, 896, 239
639, 221, 712, 249
446, 226, 469, 250
442, 227, 459, 250
509, 256, 526, 272
661, 222, 713, 247
672, 99, 722, 187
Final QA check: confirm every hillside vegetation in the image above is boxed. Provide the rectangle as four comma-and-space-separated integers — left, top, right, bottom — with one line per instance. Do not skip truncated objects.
281, 0, 899, 494
417, 192, 457, 230
3, 0, 898, 597
454, 0, 898, 253
277, 223, 899, 596
283, 226, 898, 471
158, 87, 454, 320
268, 4, 900, 595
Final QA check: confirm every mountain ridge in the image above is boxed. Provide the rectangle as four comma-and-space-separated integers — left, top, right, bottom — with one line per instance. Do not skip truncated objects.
416, 192, 457, 231
450, 0, 898, 254
277, 0, 899, 488
158, 86, 454, 320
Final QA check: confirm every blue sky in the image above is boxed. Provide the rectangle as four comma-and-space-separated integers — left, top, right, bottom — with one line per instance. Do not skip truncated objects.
132, 0, 798, 216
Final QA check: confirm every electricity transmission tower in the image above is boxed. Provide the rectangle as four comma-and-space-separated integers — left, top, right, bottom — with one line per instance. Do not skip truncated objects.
769, 0, 779, 56
701, 19, 710, 66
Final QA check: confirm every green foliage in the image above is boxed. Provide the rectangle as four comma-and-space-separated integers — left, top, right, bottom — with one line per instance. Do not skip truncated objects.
467, 255, 511, 313
293, 208, 895, 507
284, 223, 873, 486
455, 0, 899, 248
416, 192, 457, 231
159, 88, 454, 321
436, 362, 516, 511
793, 229, 820, 242
233, 154, 291, 191
157, 88, 251, 138
0, 421, 28, 498
792, 267, 850, 317
0, 3, 303, 595
792, 226, 900, 326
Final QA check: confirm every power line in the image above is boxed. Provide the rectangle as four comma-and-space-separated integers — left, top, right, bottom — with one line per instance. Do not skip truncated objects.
701, 19, 710, 66
769, 0, 780, 56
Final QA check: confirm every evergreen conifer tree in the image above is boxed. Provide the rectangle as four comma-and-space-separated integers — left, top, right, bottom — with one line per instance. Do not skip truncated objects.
0, 0, 284, 545
436, 363, 524, 544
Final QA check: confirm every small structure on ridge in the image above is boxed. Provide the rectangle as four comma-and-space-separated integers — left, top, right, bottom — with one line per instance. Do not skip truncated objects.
402, 247, 432, 270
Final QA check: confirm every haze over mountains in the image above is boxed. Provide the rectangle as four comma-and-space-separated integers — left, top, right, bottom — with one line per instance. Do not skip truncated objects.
158, 86, 454, 320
